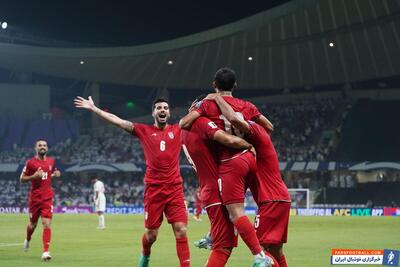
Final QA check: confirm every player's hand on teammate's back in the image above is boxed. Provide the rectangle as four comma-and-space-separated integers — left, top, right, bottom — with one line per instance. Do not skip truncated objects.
34, 167, 44, 179
74, 96, 96, 111
52, 170, 61, 178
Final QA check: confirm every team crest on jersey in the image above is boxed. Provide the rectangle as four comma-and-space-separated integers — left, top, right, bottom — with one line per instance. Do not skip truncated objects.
168, 132, 174, 139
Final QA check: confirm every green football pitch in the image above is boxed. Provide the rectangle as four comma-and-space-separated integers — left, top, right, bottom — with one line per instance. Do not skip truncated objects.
0, 214, 398, 267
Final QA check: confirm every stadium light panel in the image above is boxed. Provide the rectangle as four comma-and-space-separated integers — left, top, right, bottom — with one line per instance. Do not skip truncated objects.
329, 42, 335, 47
1, 22, 7, 29
168, 60, 173, 65
248, 56, 253, 61
80, 60, 85, 65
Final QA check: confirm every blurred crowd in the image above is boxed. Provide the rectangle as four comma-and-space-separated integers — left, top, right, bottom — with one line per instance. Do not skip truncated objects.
0, 98, 340, 164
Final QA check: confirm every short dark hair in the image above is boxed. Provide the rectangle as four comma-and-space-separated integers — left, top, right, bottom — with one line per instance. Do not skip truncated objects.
35, 139, 47, 145
90, 174, 99, 181
214, 67, 236, 91
152, 98, 169, 110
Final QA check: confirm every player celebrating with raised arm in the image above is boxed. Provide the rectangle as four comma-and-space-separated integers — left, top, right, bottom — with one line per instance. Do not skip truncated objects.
74, 96, 190, 267
212, 93, 291, 267
21, 139, 61, 261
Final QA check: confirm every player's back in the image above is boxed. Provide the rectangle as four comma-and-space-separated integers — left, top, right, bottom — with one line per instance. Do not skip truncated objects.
195, 96, 260, 160
181, 117, 221, 206
133, 123, 182, 185
247, 122, 290, 203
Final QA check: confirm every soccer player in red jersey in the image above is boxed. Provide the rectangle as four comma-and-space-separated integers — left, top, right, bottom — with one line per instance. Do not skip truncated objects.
193, 187, 203, 221
20, 139, 61, 261
213, 94, 291, 267
74, 96, 190, 267
180, 68, 274, 267
182, 112, 254, 267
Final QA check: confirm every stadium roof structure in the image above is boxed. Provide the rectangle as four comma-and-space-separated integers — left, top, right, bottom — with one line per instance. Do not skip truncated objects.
0, 0, 399, 89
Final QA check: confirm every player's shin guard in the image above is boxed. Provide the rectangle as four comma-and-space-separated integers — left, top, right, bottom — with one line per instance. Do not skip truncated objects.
233, 216, 262, 255
42, 228, 51, 252
205, 249, 231, 267
277, 254, 288, 267
176, 237, 190, 267
26, 224, 34, 241
141, 234, 152, 257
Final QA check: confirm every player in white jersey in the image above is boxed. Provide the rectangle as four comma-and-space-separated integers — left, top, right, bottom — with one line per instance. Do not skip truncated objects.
92, 176, 106, 229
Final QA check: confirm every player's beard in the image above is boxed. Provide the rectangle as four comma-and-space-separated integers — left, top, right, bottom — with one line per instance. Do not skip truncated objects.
38, 149, 47, 156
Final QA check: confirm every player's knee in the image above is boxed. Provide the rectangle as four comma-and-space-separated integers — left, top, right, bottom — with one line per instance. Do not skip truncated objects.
172, 223, 187, 238
145, 230, 158, 243
29, 222, 37, 229
42, 221, 51, 229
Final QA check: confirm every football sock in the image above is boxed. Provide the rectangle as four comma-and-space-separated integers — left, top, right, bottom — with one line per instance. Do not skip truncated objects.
42, 228, 51, 252
206, 249, 231, 267
26, 224, 34, 242
233, 216, 262, 255
176, 237, 190, 267
99, 215, 105, 228
142, 234, 152, 257
277, 254, 288, 267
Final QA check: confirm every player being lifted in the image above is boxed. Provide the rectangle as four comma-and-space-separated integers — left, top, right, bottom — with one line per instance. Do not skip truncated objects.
74, 96, 190, 267
180, 68, 274, 267
20, 139, 61, 261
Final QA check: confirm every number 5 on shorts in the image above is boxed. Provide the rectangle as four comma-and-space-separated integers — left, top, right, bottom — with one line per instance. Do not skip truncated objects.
254, 214, 260, 229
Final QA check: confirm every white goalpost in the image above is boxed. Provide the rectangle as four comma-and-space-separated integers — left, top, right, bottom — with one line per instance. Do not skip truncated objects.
288, 188, 310, 209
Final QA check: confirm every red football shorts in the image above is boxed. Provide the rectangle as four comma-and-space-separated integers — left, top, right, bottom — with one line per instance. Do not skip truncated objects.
29, 198, 53, 223
205, 204, 238, 249
218, 151, 257, 205
144, 183, 188, 229
255, 201, 290, 245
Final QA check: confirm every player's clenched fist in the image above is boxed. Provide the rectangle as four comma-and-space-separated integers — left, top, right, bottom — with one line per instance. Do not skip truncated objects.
34, 167, 44, 179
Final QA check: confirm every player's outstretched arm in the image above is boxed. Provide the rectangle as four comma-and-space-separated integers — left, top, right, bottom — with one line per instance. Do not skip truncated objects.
20, 167, 43, 183
74, 96, 133, 133
213, 130, 252, 150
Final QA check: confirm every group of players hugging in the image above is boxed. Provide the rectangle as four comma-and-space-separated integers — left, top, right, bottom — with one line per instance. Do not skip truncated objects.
21, 67, 290, 267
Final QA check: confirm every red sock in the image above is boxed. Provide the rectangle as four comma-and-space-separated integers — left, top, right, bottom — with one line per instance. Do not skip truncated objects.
26, 225, 34, 241
278, 254, 288, 267
233, 216, 262, 255
264, 251, 280, 267
206, 249, 231, 267
176, 237, 190, 267
42, 228, 51, 252
142, 234, 152, 257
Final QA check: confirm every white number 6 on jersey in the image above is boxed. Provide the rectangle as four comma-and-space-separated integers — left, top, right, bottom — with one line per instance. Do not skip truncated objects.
160, 140, 166, 151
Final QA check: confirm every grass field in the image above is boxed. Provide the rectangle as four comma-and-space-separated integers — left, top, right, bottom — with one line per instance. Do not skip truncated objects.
0, 214, 399, 267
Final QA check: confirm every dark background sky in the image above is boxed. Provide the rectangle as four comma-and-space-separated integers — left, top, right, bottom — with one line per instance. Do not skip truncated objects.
1, 0, 290, 46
